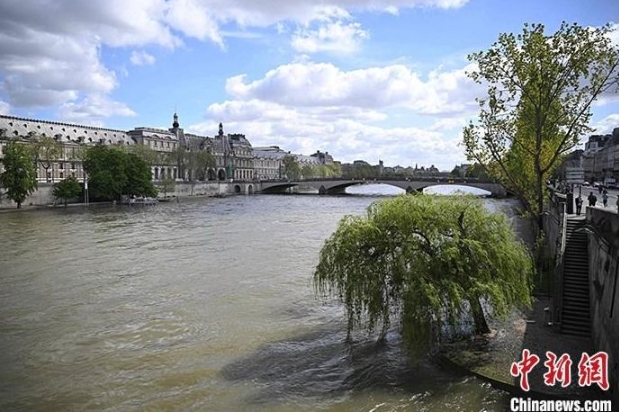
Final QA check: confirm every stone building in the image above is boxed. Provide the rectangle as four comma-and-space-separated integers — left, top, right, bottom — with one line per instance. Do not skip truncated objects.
581, 129, 619, 182
253, 146, 287, 180
0, 114, 133, 183
0, 113, 338, 187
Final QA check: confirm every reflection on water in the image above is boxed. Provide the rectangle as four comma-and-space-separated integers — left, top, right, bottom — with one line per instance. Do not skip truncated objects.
0, 191, 511, 411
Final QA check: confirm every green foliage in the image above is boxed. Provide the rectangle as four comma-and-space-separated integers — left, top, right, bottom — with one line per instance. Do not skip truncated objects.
32, 135, 63, 180
125, 153, 157, 197
464, 163, 490, 179
313, 194, 532, 352
0, 140, 38, 208
159, 176, 176, 197
463, 22, 619, 233
53, 176, 82, 206
84, 145, 157, 201
342, 163, 379, 179
131, 144, 160, 166
301, 164, 314, 179
282, 155, 301, 180
450, 166, 462, 178
170, 147, 216, 181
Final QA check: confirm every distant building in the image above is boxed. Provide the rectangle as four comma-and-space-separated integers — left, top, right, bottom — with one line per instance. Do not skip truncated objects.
0, 114, 341, 186
581, 129, 619, 182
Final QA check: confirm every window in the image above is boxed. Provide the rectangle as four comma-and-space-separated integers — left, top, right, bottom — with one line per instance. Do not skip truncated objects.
59, 172, 64, 179
71, 163, 75, 170
59, 163, 64, 170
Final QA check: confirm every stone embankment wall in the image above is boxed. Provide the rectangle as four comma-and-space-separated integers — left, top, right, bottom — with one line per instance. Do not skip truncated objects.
0, 181, 261, 208
543, 193, 567, 324
0, 183, 55, 208
585, 207, 619, 404
160, 182, 258, 198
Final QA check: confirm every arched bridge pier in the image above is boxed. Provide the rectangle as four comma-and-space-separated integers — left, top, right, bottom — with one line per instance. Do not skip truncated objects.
259, 178, 507, 197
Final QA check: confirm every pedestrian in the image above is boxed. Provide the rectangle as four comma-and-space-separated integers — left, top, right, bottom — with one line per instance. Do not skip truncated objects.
575, 196, 583, 215
603, 192, 609, 207
588, 192, 597, 207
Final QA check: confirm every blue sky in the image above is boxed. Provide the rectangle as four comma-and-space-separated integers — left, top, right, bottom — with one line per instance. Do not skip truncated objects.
0, 0, 617, 170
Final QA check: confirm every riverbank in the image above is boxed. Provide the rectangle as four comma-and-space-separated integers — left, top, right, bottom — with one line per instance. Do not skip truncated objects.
438, 296, 609, 401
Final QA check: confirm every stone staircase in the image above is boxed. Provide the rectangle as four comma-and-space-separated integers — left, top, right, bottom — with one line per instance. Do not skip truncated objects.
560, 218, 590, 337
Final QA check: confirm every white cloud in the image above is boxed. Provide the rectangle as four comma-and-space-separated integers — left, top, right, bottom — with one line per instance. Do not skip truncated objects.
291, 20, 369, 54
58, 94, 137, 123
607, 22, 619, 47
130, 50, 156, 66
190, 100, 463, 169
0, 100, 10, 115
592, 113, 619, 135
225, 61, 481, 116
189, 59, 483, 169
164, 0, 223, 47
0, 0, 471, 124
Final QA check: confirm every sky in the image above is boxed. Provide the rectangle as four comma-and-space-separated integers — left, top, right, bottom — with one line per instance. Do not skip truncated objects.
0, 0, 618, 170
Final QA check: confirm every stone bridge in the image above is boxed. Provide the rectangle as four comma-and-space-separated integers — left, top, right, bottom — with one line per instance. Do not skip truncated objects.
259, 177, 507, 197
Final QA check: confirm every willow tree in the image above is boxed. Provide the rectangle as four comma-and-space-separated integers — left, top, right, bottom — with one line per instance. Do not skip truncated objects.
314, 195, 532, 351
463, 22, 619, 235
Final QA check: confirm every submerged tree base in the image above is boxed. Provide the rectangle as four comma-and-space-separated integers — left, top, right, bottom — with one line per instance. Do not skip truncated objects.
313, 194, 533, 353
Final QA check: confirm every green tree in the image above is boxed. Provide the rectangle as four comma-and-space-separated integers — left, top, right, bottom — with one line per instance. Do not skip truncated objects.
84, 146, 156, 201
33, 135, 63, 182
301, 164, 314, 179
450, 166, 462, 178
84, 146, 128, 200
53, 176, 82, 206
464, 163, 490, 179
194, 150, 216, 181
0, 140, 38, 208
125, 153, 157, 197
282, 155, 301, 180
169, 146, 216, 181
131, 144, 160, 166
159, 176, 176, 197
314, 195, 532, 352
463, 22, 619, 235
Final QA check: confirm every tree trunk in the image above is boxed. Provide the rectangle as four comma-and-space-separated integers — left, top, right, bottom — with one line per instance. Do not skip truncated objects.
17, 201, 21, 209
471, 297, 490, 335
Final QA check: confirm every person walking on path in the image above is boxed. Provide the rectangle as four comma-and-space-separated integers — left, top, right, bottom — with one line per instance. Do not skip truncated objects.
575, 196, 583, 215
602, 191, 609, 207
588, 192, 597, 207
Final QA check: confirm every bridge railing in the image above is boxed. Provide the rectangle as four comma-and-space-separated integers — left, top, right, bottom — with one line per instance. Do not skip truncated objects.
259, 176, 499, 184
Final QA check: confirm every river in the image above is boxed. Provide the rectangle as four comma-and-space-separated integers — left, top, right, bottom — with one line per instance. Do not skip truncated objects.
0, 185, 513, 411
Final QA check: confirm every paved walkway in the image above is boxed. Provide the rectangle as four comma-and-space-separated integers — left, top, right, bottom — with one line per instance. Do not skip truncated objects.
572, 185, 619, 214
439, 297, 609, 400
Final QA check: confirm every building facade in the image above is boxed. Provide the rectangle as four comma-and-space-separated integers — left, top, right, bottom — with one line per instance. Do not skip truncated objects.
581, 129, 619, 183
0, 114, 337, 187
